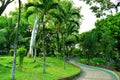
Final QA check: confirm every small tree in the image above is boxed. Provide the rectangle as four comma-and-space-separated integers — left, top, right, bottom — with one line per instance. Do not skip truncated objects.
17, 46, 26, 67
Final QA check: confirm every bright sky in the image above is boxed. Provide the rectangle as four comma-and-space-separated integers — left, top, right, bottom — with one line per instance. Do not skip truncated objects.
73, 0, 96, 33
2, 0, 97, 33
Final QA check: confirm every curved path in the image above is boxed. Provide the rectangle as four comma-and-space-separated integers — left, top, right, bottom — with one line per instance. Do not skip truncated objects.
70, 60, 120, 80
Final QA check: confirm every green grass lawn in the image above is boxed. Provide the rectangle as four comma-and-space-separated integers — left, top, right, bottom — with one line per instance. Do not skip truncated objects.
0, 56, 80, 80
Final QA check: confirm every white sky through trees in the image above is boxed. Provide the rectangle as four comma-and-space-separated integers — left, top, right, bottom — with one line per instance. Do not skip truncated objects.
73, 0, 96, 33
2, 0, 97, 33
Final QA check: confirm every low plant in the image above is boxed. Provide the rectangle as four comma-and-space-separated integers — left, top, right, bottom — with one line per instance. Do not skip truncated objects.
79, 58, 88, 63
17, 46, 27, 67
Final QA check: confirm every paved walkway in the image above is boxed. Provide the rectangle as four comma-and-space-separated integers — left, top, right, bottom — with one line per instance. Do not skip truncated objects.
70, 60, 120, 80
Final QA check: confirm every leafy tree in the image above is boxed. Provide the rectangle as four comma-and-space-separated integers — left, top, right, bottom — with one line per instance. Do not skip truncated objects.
95, 13, 120, 67
80, 0, 120, 17
79, 12, 120, 69
80, 30, 98, 62
100, 29, 115, 65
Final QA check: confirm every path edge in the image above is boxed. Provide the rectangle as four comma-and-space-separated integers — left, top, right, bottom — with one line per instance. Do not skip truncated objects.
57, 61, 81, 80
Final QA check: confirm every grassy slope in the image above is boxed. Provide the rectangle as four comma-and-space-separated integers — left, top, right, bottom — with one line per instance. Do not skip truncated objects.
0, 56, 80, 80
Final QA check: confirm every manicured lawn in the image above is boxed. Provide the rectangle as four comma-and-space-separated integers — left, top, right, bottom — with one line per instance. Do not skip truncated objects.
0, 56, 80, 80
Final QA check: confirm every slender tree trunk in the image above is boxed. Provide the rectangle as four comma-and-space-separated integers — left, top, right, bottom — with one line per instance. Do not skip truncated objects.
56, 24, 61, 53
34, 47, 37, 62
11, 0, 21, 80
67, 46, 69, 60
43, 48, 46, 73
28, 15, 38, 57
42, 14, 46, 73
62, 33, 66, 70
63, 23, 68, 70
56, 32, 60, 52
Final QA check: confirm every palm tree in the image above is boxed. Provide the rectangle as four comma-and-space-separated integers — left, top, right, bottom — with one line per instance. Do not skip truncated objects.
51, 0, 81, 69
40, 0, 58, 73
11, 0, 21, 80
25, 0, 58, 73
66, 23, 80, 59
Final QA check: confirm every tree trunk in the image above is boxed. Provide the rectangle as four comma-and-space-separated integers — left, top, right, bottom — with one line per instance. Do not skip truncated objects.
43, 49, 46, 73
11, 0, 21, 80
42, 15, 46, 73
34, 47, 37, 62
28, 15, 38, 57
62, 33, 66, 70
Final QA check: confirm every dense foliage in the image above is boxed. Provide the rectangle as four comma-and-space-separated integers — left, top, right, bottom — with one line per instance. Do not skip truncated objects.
79, 12, 120, 71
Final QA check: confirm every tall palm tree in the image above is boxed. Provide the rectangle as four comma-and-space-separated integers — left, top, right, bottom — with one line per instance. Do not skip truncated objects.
25, 0, 58, 73
51, 0, 81, 69
65, 23, 80, 59
11, 0, 21, 80
40, 0, 58, 73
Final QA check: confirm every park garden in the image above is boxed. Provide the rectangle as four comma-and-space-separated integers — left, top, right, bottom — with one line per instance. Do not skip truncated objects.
0, 0, 120, 80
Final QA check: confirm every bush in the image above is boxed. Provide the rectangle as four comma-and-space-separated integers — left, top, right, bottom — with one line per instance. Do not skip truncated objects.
17, 46, 27, 67
90, 58, 106, 65
9, 49, 14, 56
79, 58, 88, 63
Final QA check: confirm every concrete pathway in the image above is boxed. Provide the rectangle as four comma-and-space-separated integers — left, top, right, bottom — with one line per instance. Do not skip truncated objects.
70, 60, 120, 80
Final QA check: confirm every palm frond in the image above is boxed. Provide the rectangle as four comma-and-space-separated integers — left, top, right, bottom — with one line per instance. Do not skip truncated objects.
69, 20, 80, 27
25, 3, 35, 9
25, 9, 35, 19
25, 2, 44, 10
48, 3, 58, 10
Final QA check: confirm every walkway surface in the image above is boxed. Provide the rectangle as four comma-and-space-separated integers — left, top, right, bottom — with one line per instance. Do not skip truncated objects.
70, 60, 120, 80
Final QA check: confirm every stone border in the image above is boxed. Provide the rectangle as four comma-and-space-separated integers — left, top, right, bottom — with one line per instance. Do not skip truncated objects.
98, 66, 120, 77
79, 61, 120, 77
57, 62, 81, 80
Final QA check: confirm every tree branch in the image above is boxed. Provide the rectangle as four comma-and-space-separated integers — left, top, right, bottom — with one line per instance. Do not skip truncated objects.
0, 0, 14, 16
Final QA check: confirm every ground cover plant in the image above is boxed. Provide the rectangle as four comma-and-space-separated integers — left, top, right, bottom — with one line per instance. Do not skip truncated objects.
0, 56, 80, 80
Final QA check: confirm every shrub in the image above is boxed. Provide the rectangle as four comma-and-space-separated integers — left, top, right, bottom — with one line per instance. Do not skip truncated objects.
9, 49, 14, 56
90, 58, 106, 65
79, 58, 88, 63
17, 46, 27, 67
